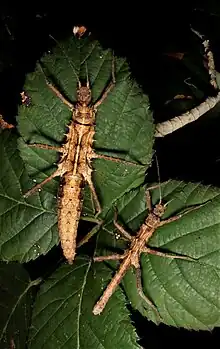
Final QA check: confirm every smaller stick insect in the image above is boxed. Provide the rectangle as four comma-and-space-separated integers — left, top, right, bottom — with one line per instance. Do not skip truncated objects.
92, 184, 204, 319
23, 49, 138, 264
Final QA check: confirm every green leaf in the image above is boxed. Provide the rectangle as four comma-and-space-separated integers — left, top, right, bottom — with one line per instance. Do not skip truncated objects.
0, 130, 58, 262
95, 180, 220, 330
1, 34, 153, 263
28, 257, 141, 349
0, 262, 40, 349
17, 34, 154, 220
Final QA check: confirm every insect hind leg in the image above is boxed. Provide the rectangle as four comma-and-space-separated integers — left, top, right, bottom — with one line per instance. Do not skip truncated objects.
135, 267, 162, 323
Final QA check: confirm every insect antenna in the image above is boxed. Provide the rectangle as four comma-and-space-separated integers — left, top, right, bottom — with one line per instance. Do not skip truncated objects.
155, 155, 174, 209
48, 34, 80, 86
155, 153, 162, 204
37, 61, 59, 90
37, 61, 49, 80
85, 61, 90, 88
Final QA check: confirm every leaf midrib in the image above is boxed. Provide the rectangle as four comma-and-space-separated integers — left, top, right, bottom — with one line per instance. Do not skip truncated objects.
0, 193, 55, 214
0, 278, 32, 341
76, 259, 92, 349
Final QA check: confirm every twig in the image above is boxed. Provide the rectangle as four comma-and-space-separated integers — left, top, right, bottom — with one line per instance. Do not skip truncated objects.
203, 39, 218, 90
191, 27, 217, 89
155, 92, 220, 137
155, 29, 219, 137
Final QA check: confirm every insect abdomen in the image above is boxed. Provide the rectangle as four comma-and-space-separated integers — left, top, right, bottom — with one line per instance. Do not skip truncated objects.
58, 173, 84, 264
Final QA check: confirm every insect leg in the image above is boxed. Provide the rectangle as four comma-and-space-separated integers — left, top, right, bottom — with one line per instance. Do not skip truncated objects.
146, 180, 171, 192
91, 152, 140, 166
86, 176, 102, 215
135, 267, 162, 323
28, 143, 63, 152
158, 203, 206, 227
77, 220, 103, 248
113, 207, 132, 241
145, 190, 152, 211
143, 247, 195, 262
93, 54, 116, 109
93, 255, 131, 315
23, 166, 64, 198
38, 62, 74, 110
93, 253, 126, 262
47, 81, 74, 110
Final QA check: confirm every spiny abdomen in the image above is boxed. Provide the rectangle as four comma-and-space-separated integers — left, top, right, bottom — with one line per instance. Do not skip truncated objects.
58, 173, 84, 264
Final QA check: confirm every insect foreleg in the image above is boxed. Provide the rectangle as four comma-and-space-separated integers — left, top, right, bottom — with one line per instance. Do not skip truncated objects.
158, 203, 206, 227
47, 81, 74, 110
93, 55, 116, 109
113, 208, 132, 241
143, 247, 195, 262
38, 62, 74, 110
146, 190, 152, 211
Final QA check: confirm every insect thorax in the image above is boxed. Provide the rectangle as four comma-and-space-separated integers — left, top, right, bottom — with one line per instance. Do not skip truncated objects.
75, 106, 95, 124
145, 213, 161, 228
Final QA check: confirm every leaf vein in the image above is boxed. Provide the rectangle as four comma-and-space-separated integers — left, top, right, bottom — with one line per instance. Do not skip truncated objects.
77, 259, 92, 349
0, 193, 53, 212
177, 261, 220, 309
1, 210, 54, 249
149, 256, 209, 326
38, 263, 89, 298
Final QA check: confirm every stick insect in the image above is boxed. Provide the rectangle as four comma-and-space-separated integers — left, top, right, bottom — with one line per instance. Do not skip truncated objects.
93, 184, 203, 319
23, 51, 138, 264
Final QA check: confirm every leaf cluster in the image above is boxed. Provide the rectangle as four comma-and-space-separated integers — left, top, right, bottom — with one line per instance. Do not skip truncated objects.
0, 34, 220, 348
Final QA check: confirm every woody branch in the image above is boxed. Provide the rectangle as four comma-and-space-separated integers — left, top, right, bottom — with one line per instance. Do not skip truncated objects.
155, 29, 220, 138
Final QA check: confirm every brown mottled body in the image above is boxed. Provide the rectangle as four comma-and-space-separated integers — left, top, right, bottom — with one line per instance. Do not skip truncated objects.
24, 81, 102, 263
23, 60, 136, 264
57, 111, 96, 263
58, 173, 83, 263
93, 190, 198, 316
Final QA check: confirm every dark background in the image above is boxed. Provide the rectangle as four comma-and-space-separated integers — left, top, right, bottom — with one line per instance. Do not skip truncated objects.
1, 2, 220, 347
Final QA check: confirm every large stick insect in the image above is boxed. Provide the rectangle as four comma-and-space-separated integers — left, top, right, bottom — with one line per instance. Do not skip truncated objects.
93, 185, 203, 319
23, 53, 137, 264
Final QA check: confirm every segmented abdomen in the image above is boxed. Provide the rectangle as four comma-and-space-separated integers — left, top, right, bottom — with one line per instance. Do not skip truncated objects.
58, 173, 84, 264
